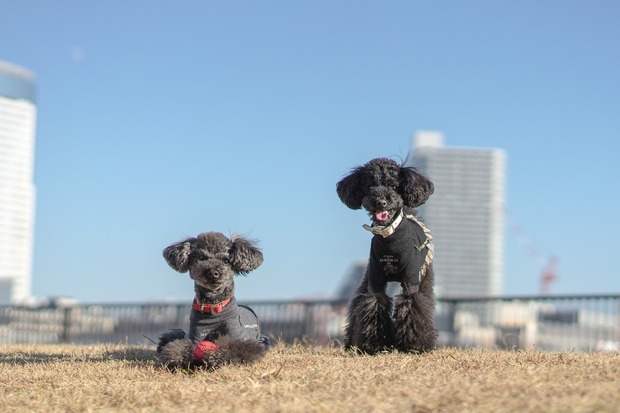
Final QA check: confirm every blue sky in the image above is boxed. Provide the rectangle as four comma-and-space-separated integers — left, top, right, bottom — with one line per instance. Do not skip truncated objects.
1, 1, 618, 302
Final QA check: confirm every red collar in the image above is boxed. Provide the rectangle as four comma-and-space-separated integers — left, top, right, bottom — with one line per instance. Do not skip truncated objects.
192, 297, 231, 314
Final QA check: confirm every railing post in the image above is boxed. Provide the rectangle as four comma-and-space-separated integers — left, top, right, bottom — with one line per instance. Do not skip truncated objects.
175, 304, 185, 328
445, 300, 457, 347
61, 306, 73, 344
303, 302, 315, 342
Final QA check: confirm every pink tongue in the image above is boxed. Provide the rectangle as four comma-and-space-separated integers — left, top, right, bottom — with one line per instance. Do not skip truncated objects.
375, 211, 389, 221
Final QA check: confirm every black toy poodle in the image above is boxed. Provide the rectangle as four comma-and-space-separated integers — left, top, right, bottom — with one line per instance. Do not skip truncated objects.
337, 157, 437, 354
157, 232, 269, 370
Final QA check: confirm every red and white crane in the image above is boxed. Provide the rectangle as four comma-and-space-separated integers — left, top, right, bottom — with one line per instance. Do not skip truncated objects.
504, 207, 558, 295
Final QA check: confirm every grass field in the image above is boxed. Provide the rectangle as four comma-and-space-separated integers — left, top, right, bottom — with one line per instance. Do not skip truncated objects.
1, 343, 619, 413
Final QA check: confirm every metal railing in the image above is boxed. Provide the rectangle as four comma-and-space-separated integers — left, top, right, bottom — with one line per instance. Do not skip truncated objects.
1, 294, 618, 351
437, 294, 620, 351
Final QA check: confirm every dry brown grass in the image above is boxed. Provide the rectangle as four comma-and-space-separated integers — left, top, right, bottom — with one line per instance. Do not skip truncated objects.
1, 343, 619, 413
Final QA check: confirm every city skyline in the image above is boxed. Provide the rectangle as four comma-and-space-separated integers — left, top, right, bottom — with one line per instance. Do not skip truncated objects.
1, 2, 618, 302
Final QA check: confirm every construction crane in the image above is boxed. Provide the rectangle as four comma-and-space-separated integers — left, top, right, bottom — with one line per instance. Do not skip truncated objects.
504, 207, 558, 294
540, 256, 559, 295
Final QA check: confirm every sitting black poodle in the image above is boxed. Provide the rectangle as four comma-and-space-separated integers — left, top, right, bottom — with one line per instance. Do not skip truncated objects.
157, 232, 269, 370
337, 157, 437, 354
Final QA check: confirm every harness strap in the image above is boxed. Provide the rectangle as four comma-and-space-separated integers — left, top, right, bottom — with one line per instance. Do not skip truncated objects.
405, 213, 434, 281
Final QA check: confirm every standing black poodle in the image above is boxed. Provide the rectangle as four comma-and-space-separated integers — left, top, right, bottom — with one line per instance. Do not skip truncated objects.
337, 157, 437, 354
157, 232, 269, 370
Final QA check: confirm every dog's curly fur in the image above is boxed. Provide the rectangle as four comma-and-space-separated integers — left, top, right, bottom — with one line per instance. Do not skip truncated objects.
337, 157, 437, 354
157, 232, 269, 370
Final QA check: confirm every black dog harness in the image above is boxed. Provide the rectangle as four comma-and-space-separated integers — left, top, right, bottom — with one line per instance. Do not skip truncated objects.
187, 296, 260, 343
363, 210, 434, 294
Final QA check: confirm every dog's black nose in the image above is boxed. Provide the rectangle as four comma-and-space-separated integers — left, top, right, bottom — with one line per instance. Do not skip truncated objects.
378, 199, 388, 208
211, 270, 220, 278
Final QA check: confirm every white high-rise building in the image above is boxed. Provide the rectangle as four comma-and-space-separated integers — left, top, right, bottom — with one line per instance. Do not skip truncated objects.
0, 61, 37, 304
406, 131, 506, 297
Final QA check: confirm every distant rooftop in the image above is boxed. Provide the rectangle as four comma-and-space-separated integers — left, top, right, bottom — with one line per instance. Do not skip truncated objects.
414, 131, 444, 148
0, 61, 36, 103
0, 60, 34, 80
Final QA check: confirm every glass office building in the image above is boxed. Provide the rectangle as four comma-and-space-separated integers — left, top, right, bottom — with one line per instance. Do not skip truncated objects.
406, 131, 506, 298
0, 61, 37, 303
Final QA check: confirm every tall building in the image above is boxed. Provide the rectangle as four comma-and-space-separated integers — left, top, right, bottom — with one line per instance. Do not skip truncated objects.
0, 61, 37, 304
406, 131, 506, 297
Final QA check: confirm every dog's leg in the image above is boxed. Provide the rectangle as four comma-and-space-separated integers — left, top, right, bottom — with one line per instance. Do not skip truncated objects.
201, 336, 268, 370
393, 267, 437, 353
344, 270, 394, 354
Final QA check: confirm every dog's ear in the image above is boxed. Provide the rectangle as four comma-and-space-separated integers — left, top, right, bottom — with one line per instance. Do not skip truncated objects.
162, 238, 196, 273
228, 236, 264, 275
400, 166, 434, 208
336, 166, 366, 209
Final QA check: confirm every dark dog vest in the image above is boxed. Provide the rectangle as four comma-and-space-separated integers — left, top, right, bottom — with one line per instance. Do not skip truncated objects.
365, 211, 434, 294
187, 297, 261, 343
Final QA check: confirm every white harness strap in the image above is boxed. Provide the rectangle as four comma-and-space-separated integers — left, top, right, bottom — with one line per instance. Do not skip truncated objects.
405, 212, 434, 281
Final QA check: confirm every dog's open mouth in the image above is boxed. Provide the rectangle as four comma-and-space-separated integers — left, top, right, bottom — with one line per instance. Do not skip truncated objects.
375, 211, 390, 222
